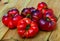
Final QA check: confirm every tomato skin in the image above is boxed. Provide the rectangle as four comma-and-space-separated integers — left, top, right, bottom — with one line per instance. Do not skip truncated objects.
31, 10, 42, 23
2, 14, 9, 26
8, 8, 19, 17
37, 2, 48, 11
12, 15, 23, 27
39, 18, 56, 31
17, 18, 39, 38
38, 9, 57, 31
18, 30, 26, 37
42, 9, 57, 22
2, 8, 23, 29
7, 18, 14, 29
2, 14, 22, 29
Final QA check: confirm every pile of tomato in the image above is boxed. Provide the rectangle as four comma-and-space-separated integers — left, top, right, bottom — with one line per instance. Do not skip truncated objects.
2, 2, 57, 38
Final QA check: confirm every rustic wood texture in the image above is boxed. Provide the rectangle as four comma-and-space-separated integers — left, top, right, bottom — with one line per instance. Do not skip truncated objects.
0, 0, 60, 41
0, 21, 8, 40
0, 0, 18, 40
0, 39, 19, 41
2, 0, 30, 41
47, 0, 60, 41
49, 18, 60, 41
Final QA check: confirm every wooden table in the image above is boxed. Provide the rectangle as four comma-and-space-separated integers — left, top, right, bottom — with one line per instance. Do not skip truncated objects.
0, 0, 60, 41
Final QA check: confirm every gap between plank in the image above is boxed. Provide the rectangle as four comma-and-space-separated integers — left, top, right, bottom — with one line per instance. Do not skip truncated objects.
47, 15, 60, 41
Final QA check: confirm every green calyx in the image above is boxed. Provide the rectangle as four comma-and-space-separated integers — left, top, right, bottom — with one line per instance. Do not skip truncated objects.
26, 14, 31, 19
46, 17, 51, 21
26, 24, 30, 30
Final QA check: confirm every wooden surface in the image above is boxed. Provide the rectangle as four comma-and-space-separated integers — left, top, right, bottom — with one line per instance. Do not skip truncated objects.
0, 0, 60, 41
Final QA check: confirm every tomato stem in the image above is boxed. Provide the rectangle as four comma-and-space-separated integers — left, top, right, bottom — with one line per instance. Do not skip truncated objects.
26, 24, 30, 30
46, 17, 51, 21
26, 14, 31, 19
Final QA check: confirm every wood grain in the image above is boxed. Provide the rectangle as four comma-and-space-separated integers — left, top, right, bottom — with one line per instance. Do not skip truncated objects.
48, 0, 60, 41
0, 0, 60, 41
0, 0, 18, 40
1, 0, 8, 4
2, 0, 30, 41
15, 0, 31, 12
0, 0, 18, 21
49, 18, 60, 41
0, 39, 19, 41
47, 0, 60, 18
2, 29, 24, 41
0, 21, 8, 40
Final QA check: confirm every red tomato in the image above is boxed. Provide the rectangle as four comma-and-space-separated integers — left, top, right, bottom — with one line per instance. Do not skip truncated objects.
17, 18, 39, 38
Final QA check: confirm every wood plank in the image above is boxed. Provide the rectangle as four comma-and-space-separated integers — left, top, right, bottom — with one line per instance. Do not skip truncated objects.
26, 0, 50, 8
0, 0, 18, 21
0, 39, 19, 41
47, 0, 60, 18
24, 0, 51, 41
47, 0, 60, 41
0, 21, 8, 40
2, 0, 30, 41
0, 0, 18, 40
2, 29, 24, 41
49, 18, 60, 41
1, 0, 9, 4
15, 0, 31, 12
0, 5, 9, 40
24, 31, 51, 41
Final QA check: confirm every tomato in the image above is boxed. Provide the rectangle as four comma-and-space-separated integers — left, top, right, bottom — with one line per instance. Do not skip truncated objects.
17, 18, 39, 38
